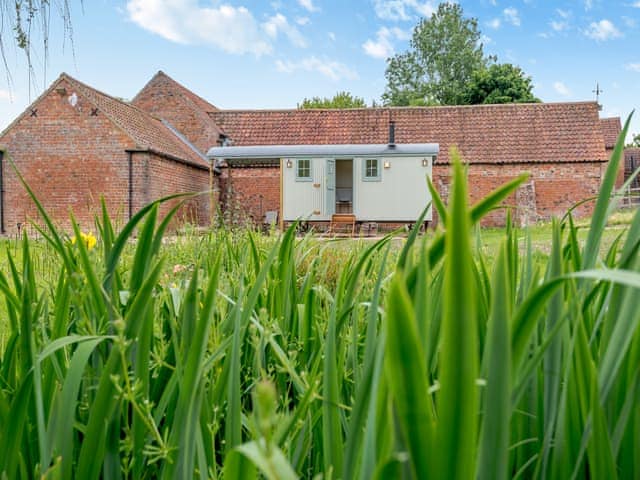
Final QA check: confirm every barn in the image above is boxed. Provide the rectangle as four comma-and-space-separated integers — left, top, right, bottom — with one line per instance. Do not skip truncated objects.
0, 71, 621, 233
0, 73, 212, 235
209, 103, 613, 228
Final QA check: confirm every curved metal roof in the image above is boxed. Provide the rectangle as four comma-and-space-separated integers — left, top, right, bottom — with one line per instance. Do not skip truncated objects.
207, 143, 439, 159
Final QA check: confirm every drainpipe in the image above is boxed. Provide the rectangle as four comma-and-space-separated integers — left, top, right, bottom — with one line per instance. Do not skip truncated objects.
128, 151, 133, 220
0, 150, 4, 234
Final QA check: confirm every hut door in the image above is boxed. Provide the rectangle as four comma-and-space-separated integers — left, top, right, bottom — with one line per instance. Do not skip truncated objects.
325, 159, 336, 216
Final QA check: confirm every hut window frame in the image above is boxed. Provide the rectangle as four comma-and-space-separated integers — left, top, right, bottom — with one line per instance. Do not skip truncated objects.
296, 159, 313, 181
362, 158, 381, 182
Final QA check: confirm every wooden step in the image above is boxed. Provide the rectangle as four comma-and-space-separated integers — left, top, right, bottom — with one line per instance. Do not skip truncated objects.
328, 214, 356, 236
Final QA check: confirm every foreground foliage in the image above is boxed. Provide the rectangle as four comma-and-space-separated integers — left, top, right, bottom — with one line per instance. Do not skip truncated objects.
1, 119, 640, 479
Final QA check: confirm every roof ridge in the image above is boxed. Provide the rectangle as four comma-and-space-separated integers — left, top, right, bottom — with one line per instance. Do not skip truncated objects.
63, 74, 208, 167
133, 70, 218, 112
211, 101, 600, 115
62, 75, 162, 152
63, 73, 168, 123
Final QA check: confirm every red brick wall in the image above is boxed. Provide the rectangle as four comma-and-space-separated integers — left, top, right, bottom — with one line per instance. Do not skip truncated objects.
0, 79, 212, 235
133, 152, 211, 227
0, 79, 134, 235
132, 76, 220, 153
219, 161, 605, 229
218, 166, 280, 226
433, 161, 605, 226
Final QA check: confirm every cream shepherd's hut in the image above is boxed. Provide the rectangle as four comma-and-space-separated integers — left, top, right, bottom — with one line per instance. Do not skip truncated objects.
208, 141, 439, 226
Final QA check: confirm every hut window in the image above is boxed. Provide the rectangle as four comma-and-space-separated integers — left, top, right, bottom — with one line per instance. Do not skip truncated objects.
363, 158, 381, 181
296, 159, 312, 181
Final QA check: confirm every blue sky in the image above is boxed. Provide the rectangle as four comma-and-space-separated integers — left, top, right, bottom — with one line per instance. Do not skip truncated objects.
1, 0, 639, 140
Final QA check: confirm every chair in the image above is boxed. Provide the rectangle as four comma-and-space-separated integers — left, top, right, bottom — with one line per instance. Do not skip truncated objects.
263, 210, 278, 232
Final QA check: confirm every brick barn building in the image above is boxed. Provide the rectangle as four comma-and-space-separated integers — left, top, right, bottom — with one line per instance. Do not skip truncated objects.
208, 104, 614, 227
600, 117, 623, 187
0, 73, 212, 235
625, 148, 640, 190
0, 71, 623, 233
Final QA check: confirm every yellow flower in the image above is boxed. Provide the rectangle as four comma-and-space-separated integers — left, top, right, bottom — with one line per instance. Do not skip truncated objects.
84, 232, 97, 250
71, 231, 97, 250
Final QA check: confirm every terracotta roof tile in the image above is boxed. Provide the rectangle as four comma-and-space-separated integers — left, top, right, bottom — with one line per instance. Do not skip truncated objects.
134, 71, 218, 113
210, 102, 607, 164
63, 74, 209, 168
600, 117, 622, 149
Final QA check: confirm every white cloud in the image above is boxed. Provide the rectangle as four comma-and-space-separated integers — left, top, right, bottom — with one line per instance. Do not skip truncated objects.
622, 16, 636, 28
584, 0, 594, 10
546, 9, 571, 34
480, 34, 493, 45
276, 56, 358, 81
263, 13, 307, 48
553, 81, 571, 96
362, 27, 410, 59
487, 18, 501, 29
626, 62, 640, 72
503, 7, 520, 26
373, 0, 436, 21
584, 19, 622, 41
298, 0, 319, 13
632, 1, 640, 7
126, 1, 305, 55
328, 31, 336, 41
296, 16, 310, 25
0, 90, 11, 101
550, 20, 569, 31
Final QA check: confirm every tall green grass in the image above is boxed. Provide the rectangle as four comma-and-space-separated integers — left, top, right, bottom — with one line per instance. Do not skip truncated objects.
1, 116, 640, 479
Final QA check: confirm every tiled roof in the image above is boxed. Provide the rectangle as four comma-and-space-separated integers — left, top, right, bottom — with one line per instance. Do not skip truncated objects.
132, 71, 223, 153
210, 102, 608, 164
134, 71, 218, 113
62, 74, 209, 168
600, 117, 622, 149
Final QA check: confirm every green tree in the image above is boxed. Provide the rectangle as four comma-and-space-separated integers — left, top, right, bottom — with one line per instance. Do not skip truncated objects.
461, 63, 539, 104
298, 91, 368, 109
383, 2, 492, 106
626, 133, 640, 148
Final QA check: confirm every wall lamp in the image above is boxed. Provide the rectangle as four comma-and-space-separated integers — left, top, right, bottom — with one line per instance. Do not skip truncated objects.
383, 160, 391, 169
286, 159, 292, 168
422, 157, 429, 167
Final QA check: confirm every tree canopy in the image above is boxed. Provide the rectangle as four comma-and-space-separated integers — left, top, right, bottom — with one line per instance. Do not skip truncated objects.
382, 2, 537, 107
461, 63, 539, 104
383, 3, 491, 106
627, 133, 640, 148
298, 91, 368, 109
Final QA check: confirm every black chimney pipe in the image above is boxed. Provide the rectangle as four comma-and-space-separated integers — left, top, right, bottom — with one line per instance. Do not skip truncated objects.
388, 121, 396, 147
